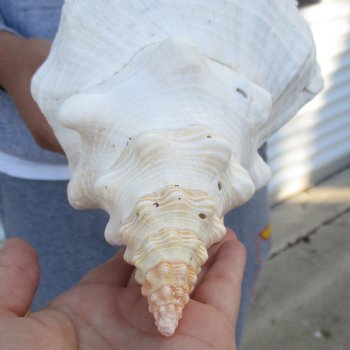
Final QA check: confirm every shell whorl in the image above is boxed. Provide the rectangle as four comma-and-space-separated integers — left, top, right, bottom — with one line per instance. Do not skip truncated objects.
121, 186, 225, 271
81, 125, 257, 245
120, 186, 226, 336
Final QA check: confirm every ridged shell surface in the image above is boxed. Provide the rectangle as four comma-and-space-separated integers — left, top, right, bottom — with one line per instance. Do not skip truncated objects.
31, 0, 323, 336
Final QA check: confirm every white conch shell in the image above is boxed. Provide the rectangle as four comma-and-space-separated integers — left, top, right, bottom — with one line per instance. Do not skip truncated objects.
31, 0, 323, 336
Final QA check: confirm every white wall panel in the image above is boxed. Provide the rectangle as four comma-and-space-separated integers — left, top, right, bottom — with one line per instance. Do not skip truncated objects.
268, 0, 350, 203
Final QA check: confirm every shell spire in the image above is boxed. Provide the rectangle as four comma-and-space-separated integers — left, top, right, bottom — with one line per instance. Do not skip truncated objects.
120, 184, 226, 336
31, 0, 323, 336
143, 261, 195, 336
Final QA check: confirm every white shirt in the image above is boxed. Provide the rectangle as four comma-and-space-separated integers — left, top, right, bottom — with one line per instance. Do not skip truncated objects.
0, 151, 69, 180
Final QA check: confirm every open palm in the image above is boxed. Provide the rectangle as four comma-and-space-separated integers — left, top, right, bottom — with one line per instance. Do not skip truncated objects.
0, 231, 245, 350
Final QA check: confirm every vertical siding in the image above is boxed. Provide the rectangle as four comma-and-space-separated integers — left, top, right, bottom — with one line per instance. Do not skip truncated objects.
268, 0, 350, 203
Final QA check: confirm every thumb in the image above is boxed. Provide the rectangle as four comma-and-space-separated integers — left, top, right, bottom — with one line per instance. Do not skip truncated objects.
0, 238, 40, 316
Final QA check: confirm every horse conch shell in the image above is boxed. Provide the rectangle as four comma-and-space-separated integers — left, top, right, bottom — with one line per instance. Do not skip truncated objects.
31, 0, 323, 336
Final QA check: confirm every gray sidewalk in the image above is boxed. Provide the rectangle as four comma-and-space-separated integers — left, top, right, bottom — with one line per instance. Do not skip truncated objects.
241, 167, 350, 350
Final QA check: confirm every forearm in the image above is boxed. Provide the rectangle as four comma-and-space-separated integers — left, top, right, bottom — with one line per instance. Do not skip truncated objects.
0, 31, 21, 91
0, 31, 63, 153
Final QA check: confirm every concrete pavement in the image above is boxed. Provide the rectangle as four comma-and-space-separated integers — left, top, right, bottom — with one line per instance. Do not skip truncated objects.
241, 167, 350, 350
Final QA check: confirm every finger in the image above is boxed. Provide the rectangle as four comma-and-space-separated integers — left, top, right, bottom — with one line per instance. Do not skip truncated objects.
80, 247, 135, 287
195, 229, 237, 287
0, 238, 40, 316
192, 233, 246, 325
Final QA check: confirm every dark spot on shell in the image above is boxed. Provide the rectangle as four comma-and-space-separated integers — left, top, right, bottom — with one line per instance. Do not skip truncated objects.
218, 182, 222, 191
236, 88, 248, 98
178, 198, 181, 200
303, 85, 312, 93
199, 213, 207, 219
207, 135, 212, 139
174, 184, 179, 187
153, 202, 159, 208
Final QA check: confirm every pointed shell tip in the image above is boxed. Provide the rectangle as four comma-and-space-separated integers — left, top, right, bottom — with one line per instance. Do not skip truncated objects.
157, 315, 179, 337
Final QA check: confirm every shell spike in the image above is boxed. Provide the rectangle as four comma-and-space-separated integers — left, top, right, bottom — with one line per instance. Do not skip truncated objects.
142, 261, 196, 336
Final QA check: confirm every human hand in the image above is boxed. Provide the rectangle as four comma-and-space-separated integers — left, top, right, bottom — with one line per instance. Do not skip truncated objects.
0, 230, 245, 349
0, 31, 62, 152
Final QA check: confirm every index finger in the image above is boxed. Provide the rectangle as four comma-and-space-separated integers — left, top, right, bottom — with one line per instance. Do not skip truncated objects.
192, 233, 246, 324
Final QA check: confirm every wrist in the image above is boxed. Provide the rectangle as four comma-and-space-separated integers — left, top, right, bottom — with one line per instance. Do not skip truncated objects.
0, 31, 24, 92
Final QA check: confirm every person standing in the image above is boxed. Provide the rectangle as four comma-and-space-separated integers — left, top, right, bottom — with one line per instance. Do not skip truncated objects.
0, 1, 271, 345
